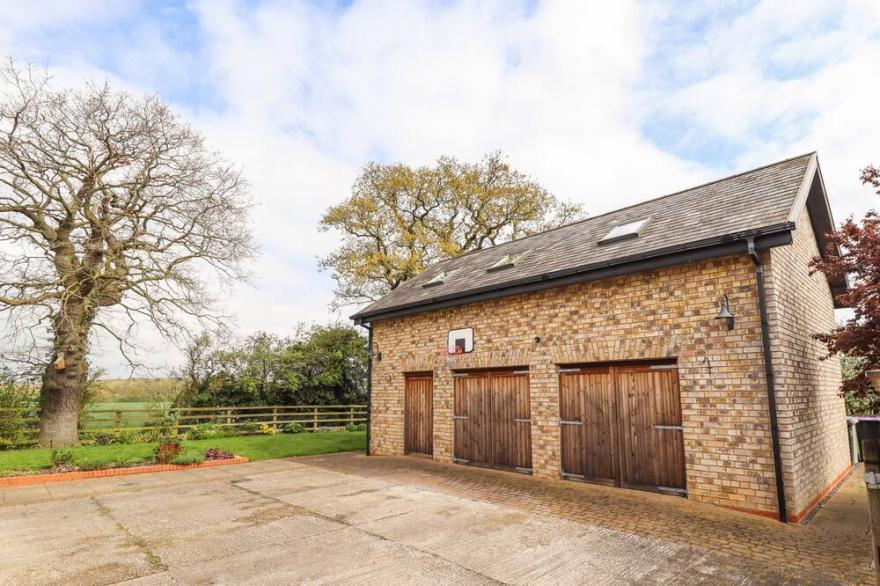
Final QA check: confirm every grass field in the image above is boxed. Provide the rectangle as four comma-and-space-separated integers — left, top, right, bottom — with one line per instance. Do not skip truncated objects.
0, 431, 366, 474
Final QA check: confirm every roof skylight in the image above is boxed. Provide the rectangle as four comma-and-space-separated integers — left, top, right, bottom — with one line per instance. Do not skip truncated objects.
599, 218, 651, 245
423, 269, 456, 288
487, 250, 529, 272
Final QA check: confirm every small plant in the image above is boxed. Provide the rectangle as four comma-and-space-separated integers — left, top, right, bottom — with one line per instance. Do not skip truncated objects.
115, 456, 148, 468
259, 423, 277, 436
282, 422, 304, 434
154, 435, 182, 464
187, 423, 233, 440
314, 426, 334, 433
90, 433, 118, 446
344, 422, 367, 432
50, 449, 75, 467
204, 448, 234, 461
238, 422, 260, 435
78, 460, 113, 471
170, 453, 204, 465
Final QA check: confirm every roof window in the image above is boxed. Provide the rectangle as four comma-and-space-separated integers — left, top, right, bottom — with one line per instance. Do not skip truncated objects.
423, 269, 456, 288
487, 250, 529, 273
599, 218, 650, 245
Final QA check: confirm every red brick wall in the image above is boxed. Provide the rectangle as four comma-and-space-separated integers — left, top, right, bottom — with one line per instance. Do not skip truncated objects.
765, 208, 850, 518
370, 254, 786, 514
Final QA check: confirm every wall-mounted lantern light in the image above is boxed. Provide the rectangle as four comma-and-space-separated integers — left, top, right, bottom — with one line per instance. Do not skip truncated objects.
715, 294, 735, 331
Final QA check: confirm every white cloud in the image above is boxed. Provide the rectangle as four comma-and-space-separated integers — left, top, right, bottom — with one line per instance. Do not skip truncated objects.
0, 0, 876, 376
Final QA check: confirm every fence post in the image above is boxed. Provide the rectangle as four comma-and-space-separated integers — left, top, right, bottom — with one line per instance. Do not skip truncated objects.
349, 407, 354, 425
272, 407, 278, 427
313, 407, 318, 431
858, 419, 880, 585
227, 409, 232, 426
114, 410, 122, 433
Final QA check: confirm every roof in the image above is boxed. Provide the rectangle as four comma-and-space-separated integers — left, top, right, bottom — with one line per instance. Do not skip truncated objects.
353, 152, 843, 323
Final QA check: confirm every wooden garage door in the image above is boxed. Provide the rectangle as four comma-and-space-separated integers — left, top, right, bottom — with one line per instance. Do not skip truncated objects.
453, 369, 531, 472
404, 373, 433, 456
559, 363, 685, 494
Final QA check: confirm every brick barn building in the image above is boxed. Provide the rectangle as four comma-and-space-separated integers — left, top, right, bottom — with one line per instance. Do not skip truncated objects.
352, 153, 850, 523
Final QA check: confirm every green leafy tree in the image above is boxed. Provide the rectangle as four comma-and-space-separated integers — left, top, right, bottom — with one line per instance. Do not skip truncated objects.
319, 151, 585, 306
178, 325, 367, 407
810, 163, 880, 400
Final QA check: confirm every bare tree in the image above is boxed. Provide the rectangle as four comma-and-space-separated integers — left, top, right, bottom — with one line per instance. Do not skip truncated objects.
0, 63, 255, 446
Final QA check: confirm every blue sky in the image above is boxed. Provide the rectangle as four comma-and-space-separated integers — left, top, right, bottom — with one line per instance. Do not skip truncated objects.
1, 0, 878, 374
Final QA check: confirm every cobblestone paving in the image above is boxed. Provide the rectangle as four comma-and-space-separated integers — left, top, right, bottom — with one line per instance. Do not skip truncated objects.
302, 453, 873, 584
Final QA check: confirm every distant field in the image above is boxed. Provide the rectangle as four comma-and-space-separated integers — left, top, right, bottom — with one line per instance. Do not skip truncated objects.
91, 377, 180, 403
81, 401, 173, 431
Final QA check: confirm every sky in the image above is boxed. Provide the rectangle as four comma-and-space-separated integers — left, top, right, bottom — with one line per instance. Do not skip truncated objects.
0, 0, 878, 376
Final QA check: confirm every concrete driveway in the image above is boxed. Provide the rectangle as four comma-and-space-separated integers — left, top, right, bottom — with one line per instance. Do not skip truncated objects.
0, 452, 872, 585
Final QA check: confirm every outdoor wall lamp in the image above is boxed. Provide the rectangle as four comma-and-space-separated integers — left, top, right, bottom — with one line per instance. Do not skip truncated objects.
715, 294, 735, 331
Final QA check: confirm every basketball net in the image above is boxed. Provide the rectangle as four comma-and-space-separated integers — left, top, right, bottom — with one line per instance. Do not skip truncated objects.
437, 344, 463, 367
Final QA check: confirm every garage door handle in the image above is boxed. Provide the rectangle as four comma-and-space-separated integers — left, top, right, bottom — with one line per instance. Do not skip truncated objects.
654, 425, 683, 431
513, 418, 531, 423
559, 419, 583, 426
451, 415, 468, 420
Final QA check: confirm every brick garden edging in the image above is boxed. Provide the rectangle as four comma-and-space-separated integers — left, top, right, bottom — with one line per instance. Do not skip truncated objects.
0, 456, 249, 488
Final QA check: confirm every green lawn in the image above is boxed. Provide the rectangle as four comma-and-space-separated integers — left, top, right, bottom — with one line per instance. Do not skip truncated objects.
0, 431, 365, 475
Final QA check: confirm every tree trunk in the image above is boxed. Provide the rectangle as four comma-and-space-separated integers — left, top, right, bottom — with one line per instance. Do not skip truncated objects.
39, 305, 91, 447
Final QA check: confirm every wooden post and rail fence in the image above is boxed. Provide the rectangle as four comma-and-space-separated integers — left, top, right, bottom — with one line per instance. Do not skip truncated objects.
0, 404, 367, 447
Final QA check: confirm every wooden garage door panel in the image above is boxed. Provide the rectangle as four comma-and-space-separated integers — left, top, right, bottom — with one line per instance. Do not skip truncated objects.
454, 373, 491, 465
559, 371, 616, 483
618, 370, 658, 489
492, 372, 531, 469
405, 375, 433, 456
559, 363, 686, 493
454, 370, 530, 471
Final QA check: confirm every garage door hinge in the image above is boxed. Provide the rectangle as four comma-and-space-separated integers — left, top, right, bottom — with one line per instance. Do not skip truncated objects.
654, 425, 683, 431
513, 418, 531, 423
561, 472, 585, 479
451, 415, 468, 420
453, 458, 470, 464
559, 419, 583, 426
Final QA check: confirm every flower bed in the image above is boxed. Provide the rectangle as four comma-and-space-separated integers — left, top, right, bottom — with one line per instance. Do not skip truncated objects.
0, 454, 248, 488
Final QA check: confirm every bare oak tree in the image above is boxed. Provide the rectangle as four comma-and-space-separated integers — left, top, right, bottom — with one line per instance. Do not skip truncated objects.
0, 64, 255, 446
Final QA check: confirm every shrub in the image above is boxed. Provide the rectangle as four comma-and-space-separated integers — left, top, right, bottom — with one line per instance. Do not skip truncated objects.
154, 436, 182, 464
344, 422, 367, 432
114, 457, 148, 468
282, 422, 304, 434
78, 460, 113, 471
51, 449, 75, 467
170, 453, 204, 465
314, 426, 334, 433
187, 423, 234, 440
238, 422, 260, 435
204, 448, 234, 461
90, 433, 118, 446
0, 374, 35, 447
259, 423, 277, 435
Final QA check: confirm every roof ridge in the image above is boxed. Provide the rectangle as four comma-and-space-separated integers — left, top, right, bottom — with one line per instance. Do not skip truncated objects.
427, 151, 816, 269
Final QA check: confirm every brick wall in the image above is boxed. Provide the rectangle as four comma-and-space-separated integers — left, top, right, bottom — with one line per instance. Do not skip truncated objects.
765, 208, 850, 519
370, 254, 789, 514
